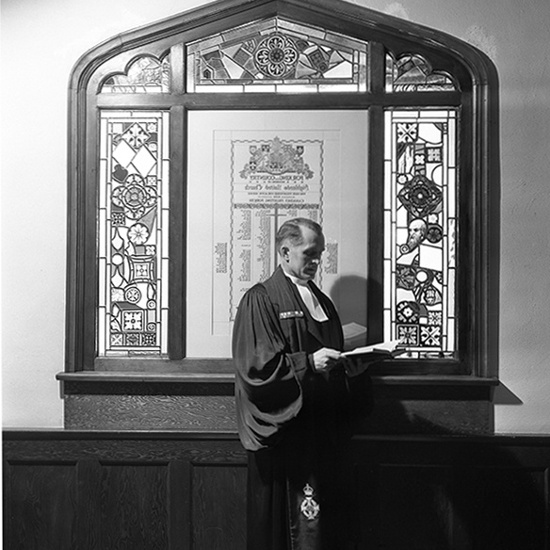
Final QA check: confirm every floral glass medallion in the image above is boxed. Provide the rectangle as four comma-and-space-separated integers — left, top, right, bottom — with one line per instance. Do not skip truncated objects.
187, 17, 368, 92
384, 109, 458, 358
254, 33, 299, 78
98, 111, 170, 356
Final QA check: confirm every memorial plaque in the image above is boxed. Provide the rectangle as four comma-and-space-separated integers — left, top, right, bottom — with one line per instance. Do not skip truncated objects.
187, 111, 368, 356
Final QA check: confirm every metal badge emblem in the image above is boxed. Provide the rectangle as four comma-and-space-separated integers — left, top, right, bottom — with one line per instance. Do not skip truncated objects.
279, 310, 304, 320
300, 483, 320, 521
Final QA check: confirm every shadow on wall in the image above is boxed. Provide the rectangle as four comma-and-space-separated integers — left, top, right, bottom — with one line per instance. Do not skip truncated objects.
329, 274, 368, 329
493, 382, 523, 405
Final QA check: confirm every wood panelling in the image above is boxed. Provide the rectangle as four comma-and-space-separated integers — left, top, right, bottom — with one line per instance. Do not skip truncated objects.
6, 463, 77, 550
453, 467, 547, 550
378, 465, 454, 549
60, 375, 495, 434
99, 464, 169, 549
358, 397, 493, 435
75, 460, 101, 550
351, 436, 550, 550
4, 433, 246, 550
64, 395, 237, 431
4, 431, 550, 550
192, 465, 247, 549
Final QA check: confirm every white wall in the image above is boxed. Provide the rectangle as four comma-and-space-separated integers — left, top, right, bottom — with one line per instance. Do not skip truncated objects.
2, 0, 549, 432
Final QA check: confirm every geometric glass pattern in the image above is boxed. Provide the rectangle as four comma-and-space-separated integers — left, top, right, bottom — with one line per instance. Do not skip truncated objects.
187, 17, 368, 93
385, 53, 457, 92
98, 111, 170, 356
384, 109, 457, 358
100, 55, 171, 93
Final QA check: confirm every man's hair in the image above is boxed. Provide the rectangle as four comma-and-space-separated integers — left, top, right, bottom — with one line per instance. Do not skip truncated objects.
275, 218, 323, 252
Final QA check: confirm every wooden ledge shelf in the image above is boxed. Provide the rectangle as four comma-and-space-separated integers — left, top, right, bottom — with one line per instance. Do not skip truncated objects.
57, 371, 497, 397
57, 371, 235, 396
57, 371, 497, 385
57, 371, 235, 384
56, 372, 498, 433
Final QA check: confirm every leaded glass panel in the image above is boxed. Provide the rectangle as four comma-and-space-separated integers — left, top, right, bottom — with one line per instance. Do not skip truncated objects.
187, 17, 368, 92
98, 111, 170, 356
101, 55, 171, 93
385, 54, 457, 92
384, 109, 457, 358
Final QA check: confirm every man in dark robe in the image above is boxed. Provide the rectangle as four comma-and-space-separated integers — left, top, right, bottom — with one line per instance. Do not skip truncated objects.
232, 218, 372, 550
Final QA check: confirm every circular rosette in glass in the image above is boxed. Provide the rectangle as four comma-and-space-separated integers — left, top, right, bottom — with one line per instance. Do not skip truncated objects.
254, 33, 299, 79
111, 174, 157, 220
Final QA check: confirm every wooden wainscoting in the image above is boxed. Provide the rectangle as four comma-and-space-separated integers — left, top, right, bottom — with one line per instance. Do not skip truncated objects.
3, 432, 247, 550
4, 431, 550, 550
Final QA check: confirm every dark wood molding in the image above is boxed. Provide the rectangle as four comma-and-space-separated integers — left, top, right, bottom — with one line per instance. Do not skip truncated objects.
366, 104, 385, 346
3, 429, 241, 441
168, 105, 186, 360
3, 429, 549, 444
57, 371, 497, 390
95, 91, 463, 109
57, 371, 235, 396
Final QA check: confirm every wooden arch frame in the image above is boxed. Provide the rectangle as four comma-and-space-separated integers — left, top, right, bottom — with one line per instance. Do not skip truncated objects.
63, 0, 499, 396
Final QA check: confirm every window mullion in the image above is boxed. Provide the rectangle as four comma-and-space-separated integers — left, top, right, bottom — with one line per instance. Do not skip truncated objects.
169, 105, 186, 360
367, 105, 385, 345
366, 41, 386, 344
84, 103, 100, 370
170, 43, 185, 95
368, 41, 386, 94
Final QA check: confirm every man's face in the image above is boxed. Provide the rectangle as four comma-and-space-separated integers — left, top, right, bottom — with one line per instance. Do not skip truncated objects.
281, 226, 325, 281
405, 218, 427, 251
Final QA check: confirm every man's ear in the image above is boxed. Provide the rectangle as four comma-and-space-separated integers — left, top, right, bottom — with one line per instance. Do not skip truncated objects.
281, 245, 290, 261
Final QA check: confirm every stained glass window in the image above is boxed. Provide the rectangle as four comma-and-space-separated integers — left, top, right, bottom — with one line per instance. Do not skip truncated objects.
186, 17, 368, 92
67, 0, 500, 382
98, 111, 170, 356
384, 109, 457, 358
101, 55, 171, 93
385, 53, 457, 92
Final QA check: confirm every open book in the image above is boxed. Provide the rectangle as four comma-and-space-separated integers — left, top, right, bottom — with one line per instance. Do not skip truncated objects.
342, 339, 407, 359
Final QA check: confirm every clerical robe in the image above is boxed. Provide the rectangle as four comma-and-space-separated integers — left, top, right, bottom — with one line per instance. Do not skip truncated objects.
233, 266, 372, 550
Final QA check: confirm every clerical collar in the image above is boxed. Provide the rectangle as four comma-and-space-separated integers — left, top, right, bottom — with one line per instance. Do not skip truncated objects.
283, 271, 310, 287
282, 268, 329, 322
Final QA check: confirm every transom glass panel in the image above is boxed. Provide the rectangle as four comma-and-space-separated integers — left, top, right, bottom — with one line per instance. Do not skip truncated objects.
187, 17, 368, 93
385, 53, 457, 92
384, 109, 457, 358
101, 55, 171, 93
98, 111, 170, 356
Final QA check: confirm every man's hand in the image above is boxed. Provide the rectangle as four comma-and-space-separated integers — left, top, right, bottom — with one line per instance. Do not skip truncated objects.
311, 348, 342, 373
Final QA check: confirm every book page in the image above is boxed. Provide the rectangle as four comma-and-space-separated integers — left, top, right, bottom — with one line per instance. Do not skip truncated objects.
343, 339, 403, 357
